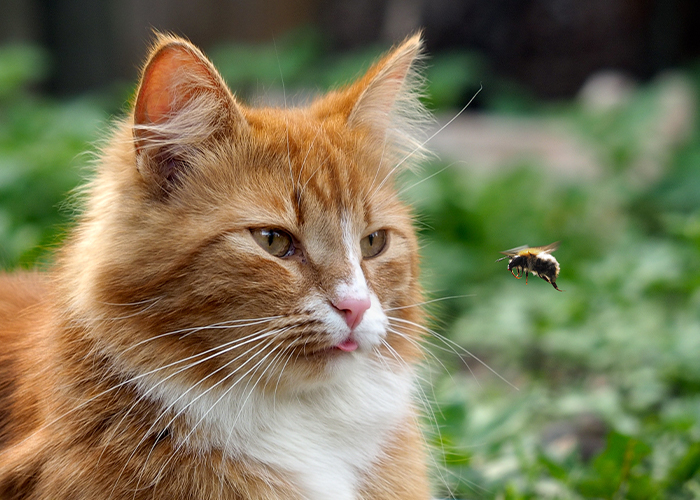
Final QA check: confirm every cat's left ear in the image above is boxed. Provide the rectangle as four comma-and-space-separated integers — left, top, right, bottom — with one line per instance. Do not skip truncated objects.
133, 34, 245, 193
320, 33, 430, 169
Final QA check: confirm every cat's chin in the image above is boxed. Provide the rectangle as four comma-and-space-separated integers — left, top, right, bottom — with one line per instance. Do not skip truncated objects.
335, 338, 359, 352
272, 341, 383, 391
298, 342, 362, 366
281, 353, 385, 394
300, 334, 378, 362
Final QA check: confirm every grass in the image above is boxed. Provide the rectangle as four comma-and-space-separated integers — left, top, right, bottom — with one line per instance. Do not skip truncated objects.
2, 34, 700, 499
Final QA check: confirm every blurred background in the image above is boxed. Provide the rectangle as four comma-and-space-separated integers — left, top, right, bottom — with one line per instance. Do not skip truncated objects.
2, 0, 700, 498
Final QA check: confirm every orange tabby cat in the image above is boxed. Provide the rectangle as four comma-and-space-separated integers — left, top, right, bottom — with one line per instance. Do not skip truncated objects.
0, 33, 432, 499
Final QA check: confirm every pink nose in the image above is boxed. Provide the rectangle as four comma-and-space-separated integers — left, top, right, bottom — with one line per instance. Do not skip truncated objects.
333, 296, 371, 330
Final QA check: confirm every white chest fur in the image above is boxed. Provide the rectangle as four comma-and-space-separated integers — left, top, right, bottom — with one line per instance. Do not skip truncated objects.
140, 356, 413, 500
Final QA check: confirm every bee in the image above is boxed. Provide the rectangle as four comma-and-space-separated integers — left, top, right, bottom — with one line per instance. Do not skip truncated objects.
496, 242, 563, 291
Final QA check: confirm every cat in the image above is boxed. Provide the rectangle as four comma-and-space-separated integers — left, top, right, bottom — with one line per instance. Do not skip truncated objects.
0, 32, 433, 499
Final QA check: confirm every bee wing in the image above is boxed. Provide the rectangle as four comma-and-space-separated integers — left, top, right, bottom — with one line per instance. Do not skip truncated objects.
499, 244, 530, 256
527, 241, 560, 255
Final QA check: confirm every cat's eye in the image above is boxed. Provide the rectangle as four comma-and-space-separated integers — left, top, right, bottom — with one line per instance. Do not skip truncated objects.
360, 230, 388, 259
251, 229, 294, 258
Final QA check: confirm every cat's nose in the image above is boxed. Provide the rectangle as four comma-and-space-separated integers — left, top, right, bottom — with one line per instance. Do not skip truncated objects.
332, 296, 371, 330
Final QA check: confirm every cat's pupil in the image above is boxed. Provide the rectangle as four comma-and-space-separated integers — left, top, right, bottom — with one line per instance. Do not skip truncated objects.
251, 228, 293, 258
360, 230, 387, 259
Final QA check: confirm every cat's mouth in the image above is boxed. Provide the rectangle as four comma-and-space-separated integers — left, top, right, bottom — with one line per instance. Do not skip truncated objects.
335, 338, 358, 352
302, 336, 359, 358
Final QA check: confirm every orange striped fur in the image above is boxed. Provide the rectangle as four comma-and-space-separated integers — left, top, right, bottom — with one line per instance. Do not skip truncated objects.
0, 33, 432, 499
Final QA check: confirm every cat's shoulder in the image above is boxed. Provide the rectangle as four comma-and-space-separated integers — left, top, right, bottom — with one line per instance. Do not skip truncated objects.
0, 271, 47, 320
0, 272, 50, 454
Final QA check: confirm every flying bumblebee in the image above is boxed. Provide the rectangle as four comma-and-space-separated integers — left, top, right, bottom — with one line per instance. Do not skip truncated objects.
496, 242, 563, 291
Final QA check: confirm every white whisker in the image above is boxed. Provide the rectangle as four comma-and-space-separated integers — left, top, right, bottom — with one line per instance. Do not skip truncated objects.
123, 316, 281, 352
370, 85, 482, 200
96, 327, 282, 468
220, 343, 291, 447
378, 338, 454, 493
384, 295, 475, 312
100, 301, 162, 321
116, 332, 287, 496
386, 326, 455, 384
99, 297, 162, 307
217, 345, 295, 495
134, 337, 289, 491
390, 317, 481, 386
4, 322, 283, 472
397, 161, 467, 198
390, 316, 518, 391
271, 348, 296, 413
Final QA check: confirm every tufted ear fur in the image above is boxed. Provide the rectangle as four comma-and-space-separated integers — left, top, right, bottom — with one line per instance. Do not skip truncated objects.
348, 34, 424, 132
313, 33, 430, 173
133, 34, 245, 194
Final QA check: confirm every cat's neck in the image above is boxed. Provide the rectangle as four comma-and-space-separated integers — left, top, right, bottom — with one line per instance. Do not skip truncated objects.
137, 354, 415, 500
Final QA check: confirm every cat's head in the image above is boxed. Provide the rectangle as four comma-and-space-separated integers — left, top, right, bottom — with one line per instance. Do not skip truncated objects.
61, 33, 430, 391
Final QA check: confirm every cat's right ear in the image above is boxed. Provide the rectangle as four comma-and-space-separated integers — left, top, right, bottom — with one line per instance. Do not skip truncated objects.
133, 35, 245, 194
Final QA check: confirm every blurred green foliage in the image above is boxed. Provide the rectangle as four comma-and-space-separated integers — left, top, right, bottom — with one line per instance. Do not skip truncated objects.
2, 31, 700, 499
0, 44, 107, 268
404, 67, 700, 498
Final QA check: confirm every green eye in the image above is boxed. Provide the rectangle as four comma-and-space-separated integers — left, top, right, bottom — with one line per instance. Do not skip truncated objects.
360, 230, 387, 259
251, 229, 293, 258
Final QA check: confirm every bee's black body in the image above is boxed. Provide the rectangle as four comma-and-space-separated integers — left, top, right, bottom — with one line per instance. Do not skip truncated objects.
497, 242, 563, 291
